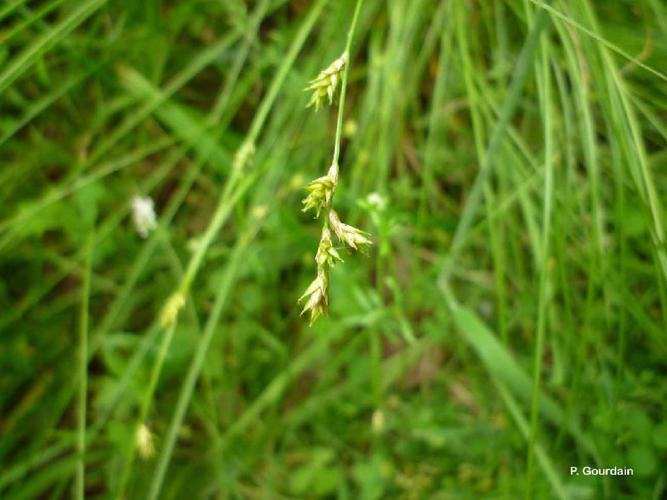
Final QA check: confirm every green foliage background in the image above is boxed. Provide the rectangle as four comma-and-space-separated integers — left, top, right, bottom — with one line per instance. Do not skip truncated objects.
1, 0, 666, 498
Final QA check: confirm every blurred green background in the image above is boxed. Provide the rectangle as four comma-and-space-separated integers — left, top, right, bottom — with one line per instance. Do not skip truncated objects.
1, 0, 666, 498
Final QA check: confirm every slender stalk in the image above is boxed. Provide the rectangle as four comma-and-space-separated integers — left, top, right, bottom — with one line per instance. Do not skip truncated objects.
0, 0, 108, 95
332, 0, 365, 168
147, 219, 257, 500
145, 3, 329, 497
417, 4, 452, 239
180, 0, 327, 297
526, 23, 554, 499
326, 0, 366, 253
112, 1, 303, 492
116, 324, 176, 499
75, 233, 93, 500
437, 1, 552, 289
529, 0, 667, 84
299, 0, 368, 324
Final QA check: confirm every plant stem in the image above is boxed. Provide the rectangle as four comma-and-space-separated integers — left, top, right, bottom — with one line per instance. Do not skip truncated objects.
116, 323, 176, 499
145, 2, 329, 497
437, 1, 552, 289
75, 232, 93, 500
331, 0, 365, 168
316, 0, 365, 239
526, 16, 554, 498
322, 0, 365, 253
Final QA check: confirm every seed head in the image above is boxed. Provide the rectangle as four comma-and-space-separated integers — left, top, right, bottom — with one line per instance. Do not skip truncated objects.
298, 271, 329, 325
302, 163, 339, 217
159, 291, 185, 328
328, 210, 372, 253
131, 196, 157, 238
306, 52, 348, 111
136, 423, 155, 460
316, 227, 343, 268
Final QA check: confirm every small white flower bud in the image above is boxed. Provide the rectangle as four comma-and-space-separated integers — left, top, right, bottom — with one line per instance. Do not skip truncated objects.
366, 192, 386, 211
131, 196, 157, 238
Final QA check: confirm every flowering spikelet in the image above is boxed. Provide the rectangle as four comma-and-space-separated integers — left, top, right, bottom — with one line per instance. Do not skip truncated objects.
306, 52, 348, 111
299, 270, 329, 325
300, 226, 347, 324
136, 423, 155, 460
299, 20, 371, 326
159, 291, 185, 328
329, 210, 372, 253
131, 196, 157, 238
302, 163, 338, 217
316, 227, 343, 268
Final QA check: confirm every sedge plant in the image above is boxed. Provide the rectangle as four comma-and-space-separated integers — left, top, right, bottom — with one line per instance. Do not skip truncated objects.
299, 0, 371, 325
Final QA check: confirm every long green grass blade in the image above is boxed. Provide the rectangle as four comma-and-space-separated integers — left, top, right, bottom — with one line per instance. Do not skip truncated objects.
0, 0, 108, 95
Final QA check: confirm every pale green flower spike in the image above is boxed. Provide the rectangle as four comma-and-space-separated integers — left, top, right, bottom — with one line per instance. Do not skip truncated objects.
299, 226, 344, 324
328, 209, 372, 253
316, 227, 343, 268
299, 0, 369, 326
302, 163, 338, 217
299, 178, 373, 325
159, 291, 185, 328
305, 52, 348, 111
298, 269, 329, 325
136, 423, 155, 460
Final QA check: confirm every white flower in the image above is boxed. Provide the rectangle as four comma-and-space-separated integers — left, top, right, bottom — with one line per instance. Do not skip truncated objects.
366, 192, 386, 211
131, 196, 157, 238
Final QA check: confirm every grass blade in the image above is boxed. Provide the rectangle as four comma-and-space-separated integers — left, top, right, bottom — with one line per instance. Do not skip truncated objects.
75, 232, 93, 499
438, 1, 552, 286
0, 0, 108, 95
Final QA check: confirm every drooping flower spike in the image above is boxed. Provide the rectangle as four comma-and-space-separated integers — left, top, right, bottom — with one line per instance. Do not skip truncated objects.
299, 3, 370, 326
